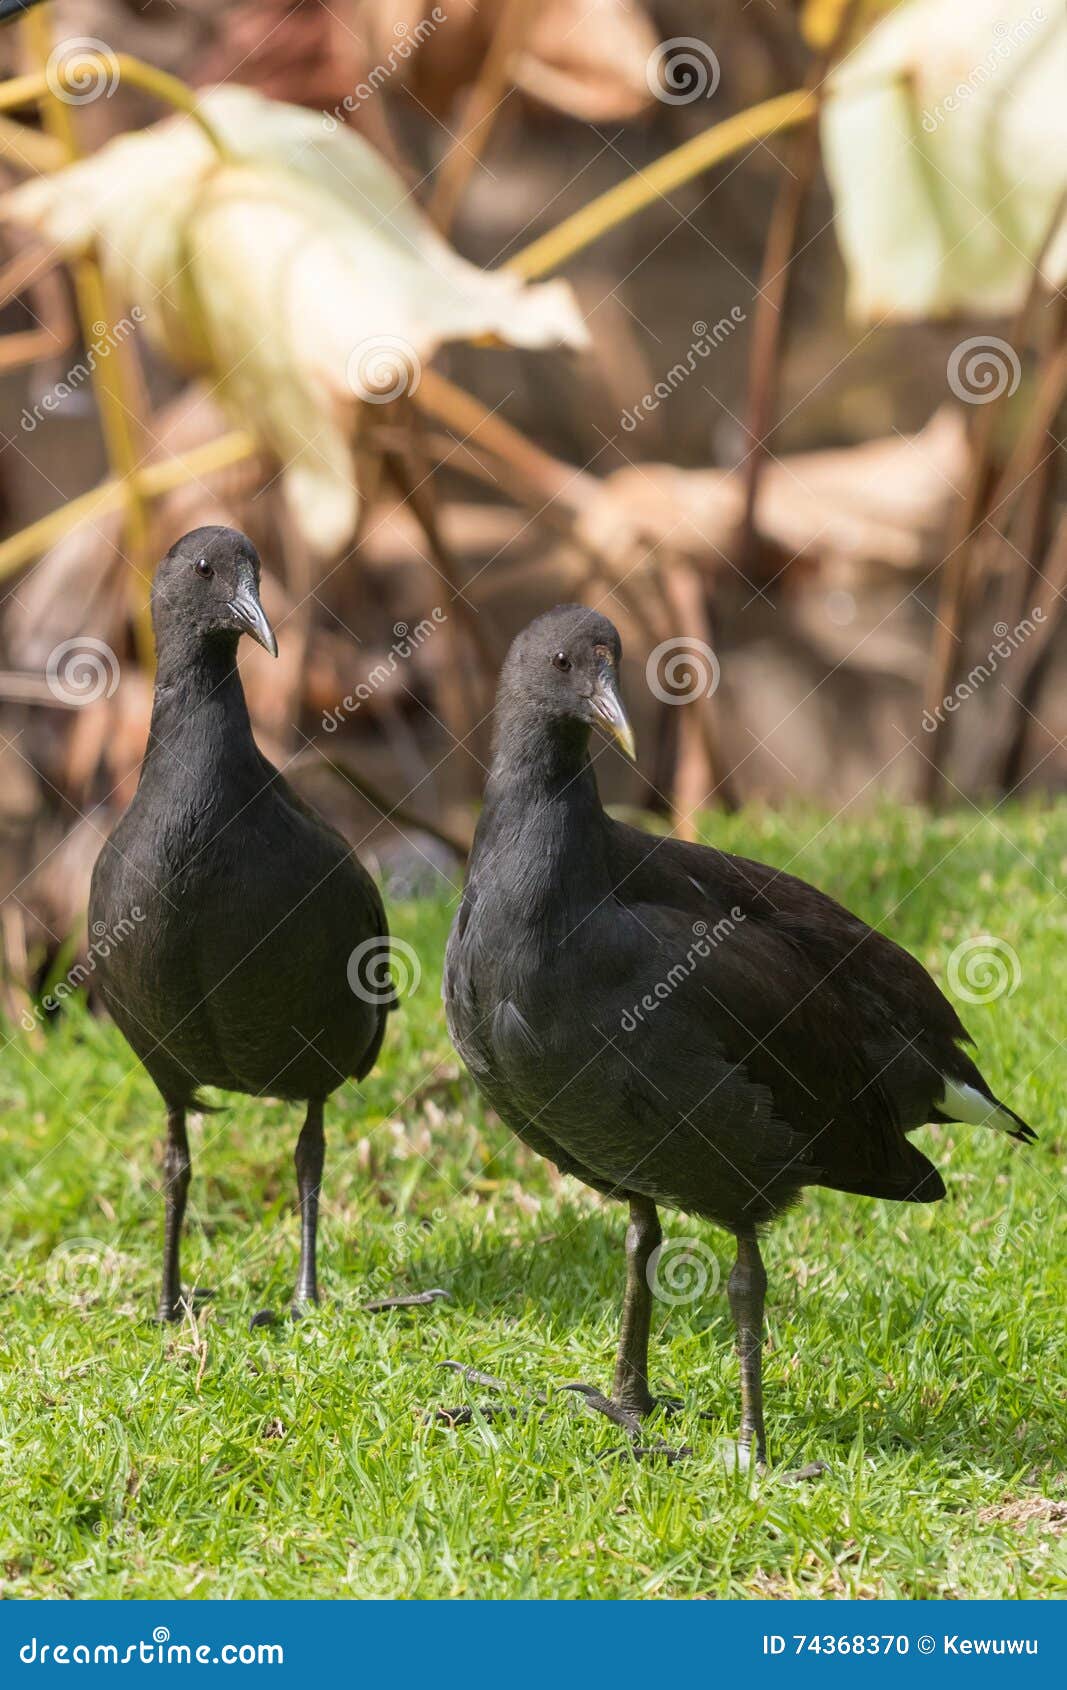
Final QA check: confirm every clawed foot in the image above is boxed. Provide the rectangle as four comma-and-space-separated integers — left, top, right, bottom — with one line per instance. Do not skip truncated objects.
249, 1286, 451, 1331
364, 1288, 450, 1313
561, 1383, 692, 1461
250, 1294, 319, 1331
430, 1367, 691, 1457
431, 1361, 543, 1426
779, 1460, 829, 1485
154, 1287, 214, 1324
712, 1441, 828, 1482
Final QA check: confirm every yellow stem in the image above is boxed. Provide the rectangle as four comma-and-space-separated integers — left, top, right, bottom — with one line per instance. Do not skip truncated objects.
505, 88, 816, 279
20, 13, 169, 663
0, 54, 229, 158
0, 429, 259, 581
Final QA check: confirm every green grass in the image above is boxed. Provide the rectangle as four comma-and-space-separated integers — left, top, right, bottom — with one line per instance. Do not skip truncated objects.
1, 801, 1064, 1599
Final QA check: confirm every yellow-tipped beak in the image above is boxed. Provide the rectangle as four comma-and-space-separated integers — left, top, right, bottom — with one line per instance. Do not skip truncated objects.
591, 674, 637, 763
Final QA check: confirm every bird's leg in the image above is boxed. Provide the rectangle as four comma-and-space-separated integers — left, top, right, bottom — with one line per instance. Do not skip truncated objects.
157, 1105, 191, 1322
728, 1231, 768, 1467
612, 1193, 661, 1417
562, 1196, 692, 1458
292, 1099, 325, 1316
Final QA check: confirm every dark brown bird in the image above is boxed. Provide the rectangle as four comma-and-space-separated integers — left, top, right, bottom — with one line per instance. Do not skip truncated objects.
89, 527, 392, 1324
444, 606, 1035, 1463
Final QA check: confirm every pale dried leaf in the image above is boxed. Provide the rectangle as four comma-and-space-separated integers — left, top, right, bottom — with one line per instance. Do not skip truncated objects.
823, 0, 1067, 318
4, 85, 588, 553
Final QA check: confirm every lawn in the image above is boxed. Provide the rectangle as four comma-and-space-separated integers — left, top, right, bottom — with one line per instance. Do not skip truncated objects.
0, 802, 1063, 1599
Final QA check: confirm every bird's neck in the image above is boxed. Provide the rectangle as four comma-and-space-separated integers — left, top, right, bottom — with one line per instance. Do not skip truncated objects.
146, 632, 256, 764
476, 718, 612, 937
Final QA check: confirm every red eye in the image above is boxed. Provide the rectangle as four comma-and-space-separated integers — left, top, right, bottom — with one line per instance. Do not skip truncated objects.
195, 558, 213, 579
552, 651, 571, 672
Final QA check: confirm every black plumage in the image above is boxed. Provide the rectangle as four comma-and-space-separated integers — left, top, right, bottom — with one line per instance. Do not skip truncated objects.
89, 527, 391, 1322
444, 606, 1036, 1462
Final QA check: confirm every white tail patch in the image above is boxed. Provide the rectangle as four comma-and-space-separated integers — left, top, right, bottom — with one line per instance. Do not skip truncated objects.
940, 1077, 1015, 1136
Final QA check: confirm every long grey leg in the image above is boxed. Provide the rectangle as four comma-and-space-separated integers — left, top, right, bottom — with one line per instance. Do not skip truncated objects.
612, 1194, 662, 1416
293, 1099, 325, 1315
728, 1231, 768, 1464
158, 1105, 190, 1322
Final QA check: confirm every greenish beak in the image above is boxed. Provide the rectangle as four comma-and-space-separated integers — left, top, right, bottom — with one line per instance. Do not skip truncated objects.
590, 668, 637, 763
230, 583, 278, 658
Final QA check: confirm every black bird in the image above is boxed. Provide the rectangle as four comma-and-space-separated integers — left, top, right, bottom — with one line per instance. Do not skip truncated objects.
444, 606, 1035, 1463
90, 527, 392, 1323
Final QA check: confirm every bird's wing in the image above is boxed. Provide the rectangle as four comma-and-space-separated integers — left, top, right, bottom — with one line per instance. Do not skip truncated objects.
607, 824, 960, 1202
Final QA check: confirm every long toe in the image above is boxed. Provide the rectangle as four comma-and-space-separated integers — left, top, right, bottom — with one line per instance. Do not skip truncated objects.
778, 1460, 830, 1485
430, 1360, 543, 1428
562, 1384, 693, 1461
364, 1288, 450, 1312
562, 1381, 646, 1436
432, 1403, 526, 1427
249, 1308, 280, 1331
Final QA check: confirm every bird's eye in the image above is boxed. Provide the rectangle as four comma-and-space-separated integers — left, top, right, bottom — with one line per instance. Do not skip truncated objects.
194, 557, 213, 579
552, 651, 571, 672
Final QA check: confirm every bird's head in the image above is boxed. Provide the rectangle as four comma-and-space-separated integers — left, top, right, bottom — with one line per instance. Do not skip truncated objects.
151, 526, 277, 659
496, 604, 636, 763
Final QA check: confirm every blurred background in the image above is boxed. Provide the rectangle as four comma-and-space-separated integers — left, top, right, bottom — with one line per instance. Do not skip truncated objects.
0, 0, 1064, 1012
